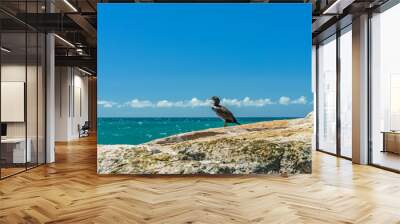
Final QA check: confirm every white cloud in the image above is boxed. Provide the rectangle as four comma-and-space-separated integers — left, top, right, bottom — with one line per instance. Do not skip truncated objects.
188, 98, 211, 107
222, 98, 242, 107
222, 97, 274, 107
100, 96, 307, 109
156, 100, 173, 108
279, 96, 307, 105
98, 100, 117, 108
124, 99, 154, 108
279, 96, 291, 105
171, 101, 186, 108
292, 96, 307, 105
242, 97, 274, 107
155, 98, 211, 108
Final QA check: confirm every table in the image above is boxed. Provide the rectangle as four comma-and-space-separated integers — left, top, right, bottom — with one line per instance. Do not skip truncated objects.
1, 138, 31, 163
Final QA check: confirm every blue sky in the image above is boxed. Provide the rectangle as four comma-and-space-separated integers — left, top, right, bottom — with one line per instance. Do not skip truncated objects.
98, 3, 312, 117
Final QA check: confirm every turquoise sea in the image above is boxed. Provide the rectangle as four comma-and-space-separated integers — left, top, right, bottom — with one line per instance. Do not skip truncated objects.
97, 117, 296, 145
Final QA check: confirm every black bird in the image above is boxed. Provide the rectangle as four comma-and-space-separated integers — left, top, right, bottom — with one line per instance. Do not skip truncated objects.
211, 96, 240, 127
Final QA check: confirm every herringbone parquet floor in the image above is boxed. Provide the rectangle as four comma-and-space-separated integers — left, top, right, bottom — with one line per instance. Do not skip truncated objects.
1, 135, 400, 224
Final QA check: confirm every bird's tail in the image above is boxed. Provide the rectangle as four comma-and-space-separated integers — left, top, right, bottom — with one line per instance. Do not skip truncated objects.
235, 121, 241, 125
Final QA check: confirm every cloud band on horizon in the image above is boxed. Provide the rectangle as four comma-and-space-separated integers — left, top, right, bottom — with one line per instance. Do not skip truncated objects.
98, 96, 309, 109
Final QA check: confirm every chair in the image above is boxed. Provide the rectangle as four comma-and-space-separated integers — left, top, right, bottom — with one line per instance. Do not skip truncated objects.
79, 121, 90, 138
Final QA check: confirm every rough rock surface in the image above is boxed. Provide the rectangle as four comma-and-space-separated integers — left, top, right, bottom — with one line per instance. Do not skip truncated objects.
98, 113, 313, 175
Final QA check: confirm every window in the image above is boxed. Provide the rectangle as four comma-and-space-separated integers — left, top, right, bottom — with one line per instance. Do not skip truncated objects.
0, 2, 46, 179
339, 26, 352, 158
370, 3, 400, 171
317, 35, 337, 154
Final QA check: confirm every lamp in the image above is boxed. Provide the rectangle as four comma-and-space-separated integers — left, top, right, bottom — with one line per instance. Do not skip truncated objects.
63, 0, 78, 12
1, 47, 11, 53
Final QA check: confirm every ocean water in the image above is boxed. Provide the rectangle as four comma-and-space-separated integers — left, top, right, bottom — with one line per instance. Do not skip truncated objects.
97, 117, 295, 145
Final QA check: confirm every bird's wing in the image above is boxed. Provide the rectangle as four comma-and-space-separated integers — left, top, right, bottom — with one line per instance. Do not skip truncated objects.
218, 106, 237, 123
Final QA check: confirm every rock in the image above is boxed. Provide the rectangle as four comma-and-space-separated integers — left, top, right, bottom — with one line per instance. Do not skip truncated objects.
150, 148, 161, 154
97, 113, 313, 175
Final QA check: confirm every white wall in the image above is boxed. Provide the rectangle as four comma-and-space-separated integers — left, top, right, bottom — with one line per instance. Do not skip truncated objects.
71, 73, 89, 138
1, 63, 46, 164
1, 65, 27, 139
55, 67, 89, 141
55, 67, 70, 141
1, 65, 42, 137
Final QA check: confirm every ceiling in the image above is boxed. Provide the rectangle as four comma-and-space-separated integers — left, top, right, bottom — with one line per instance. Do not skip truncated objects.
0, 0, 97, 74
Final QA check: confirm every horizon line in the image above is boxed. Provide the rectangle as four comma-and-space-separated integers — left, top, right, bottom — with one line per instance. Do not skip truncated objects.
97, 116, 301, 119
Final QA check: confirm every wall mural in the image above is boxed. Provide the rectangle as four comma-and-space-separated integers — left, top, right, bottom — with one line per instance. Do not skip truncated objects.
97, 3, 312, 175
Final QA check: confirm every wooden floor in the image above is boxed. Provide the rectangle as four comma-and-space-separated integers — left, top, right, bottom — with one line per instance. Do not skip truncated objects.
372, 150, 400, 171
0, 167, 26, 178
1, 136, 400, 223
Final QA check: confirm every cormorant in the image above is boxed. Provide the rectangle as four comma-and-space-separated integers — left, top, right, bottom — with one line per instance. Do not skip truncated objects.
211, 96, 240, 127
